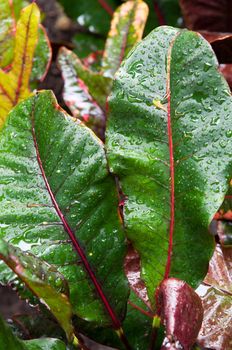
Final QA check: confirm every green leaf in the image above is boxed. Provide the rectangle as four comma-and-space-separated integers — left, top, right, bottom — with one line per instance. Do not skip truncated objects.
106, 26, 232, 305
0, 238, 75, 341
0, 314, 67, 350
101, 0, 149, 78
0, 90, 128, 329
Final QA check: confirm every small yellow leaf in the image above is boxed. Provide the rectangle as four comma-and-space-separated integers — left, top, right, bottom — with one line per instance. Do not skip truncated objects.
0, 3, 40, 129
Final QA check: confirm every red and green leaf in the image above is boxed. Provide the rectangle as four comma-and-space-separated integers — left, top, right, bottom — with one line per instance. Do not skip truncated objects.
0, 90, 129, 345
101, 0, 149, 78
58, 48, 108, 140
106, 26, 232, 306
157, 278, 203, 350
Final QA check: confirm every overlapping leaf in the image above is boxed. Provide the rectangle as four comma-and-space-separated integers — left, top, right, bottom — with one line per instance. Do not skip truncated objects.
0, 238, 75, 342
101, 0, 148, 78
0, 90, 128, 332
106, 26, 232, 306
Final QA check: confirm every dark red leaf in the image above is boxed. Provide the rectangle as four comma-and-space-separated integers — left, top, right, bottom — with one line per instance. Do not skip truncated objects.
156, 278, 203, 350
180, 0, 232, 32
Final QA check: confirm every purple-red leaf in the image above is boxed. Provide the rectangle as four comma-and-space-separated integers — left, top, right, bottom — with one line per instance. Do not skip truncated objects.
156, 278, 203, 350
180, 0, 232, 32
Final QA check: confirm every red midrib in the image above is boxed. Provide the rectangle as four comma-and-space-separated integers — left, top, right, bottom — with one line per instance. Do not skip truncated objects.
31, 102, 122, 332
98, 0, 114, 16
164, 37, 176, 279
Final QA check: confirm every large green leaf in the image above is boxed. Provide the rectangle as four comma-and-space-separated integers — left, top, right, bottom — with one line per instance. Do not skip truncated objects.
0, 238, 75, 342
0, 314, 67, 350
101, 0, 148, 78
106, 26, 232, 305
0, 91, 128, 331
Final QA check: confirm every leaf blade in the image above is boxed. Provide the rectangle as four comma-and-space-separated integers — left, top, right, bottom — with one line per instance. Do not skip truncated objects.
0, 90, 128, 329
106, 26, 232, 304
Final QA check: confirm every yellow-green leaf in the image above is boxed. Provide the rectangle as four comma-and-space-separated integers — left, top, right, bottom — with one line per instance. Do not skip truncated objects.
0, 3, 40, 128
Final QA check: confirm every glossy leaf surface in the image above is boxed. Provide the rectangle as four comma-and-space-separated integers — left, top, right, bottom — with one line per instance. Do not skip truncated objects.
106, 26, 232, 303
0, 3, 40, 128
0, 314, 67, 350
157, 278, 203, 350
102, 0, 148, 78
0, 238, 74, 341
58, 48, 106, 140
0, 90, 128, 328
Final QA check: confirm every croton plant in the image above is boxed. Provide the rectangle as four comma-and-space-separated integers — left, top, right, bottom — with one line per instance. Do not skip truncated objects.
0, 1, 231, 350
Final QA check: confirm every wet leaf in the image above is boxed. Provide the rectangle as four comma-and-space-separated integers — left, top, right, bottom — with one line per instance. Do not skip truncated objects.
157, 278, 203, 350
0, 91, 128, 331
0, 3, 40, 128
58, 48, 107, 140
0, 314, 67, 350
102, 0, 148, 78
106, 26, 232, 305
0, 238, 75, 341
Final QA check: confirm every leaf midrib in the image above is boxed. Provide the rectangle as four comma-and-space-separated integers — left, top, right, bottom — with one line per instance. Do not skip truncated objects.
30, 96, 122, 332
